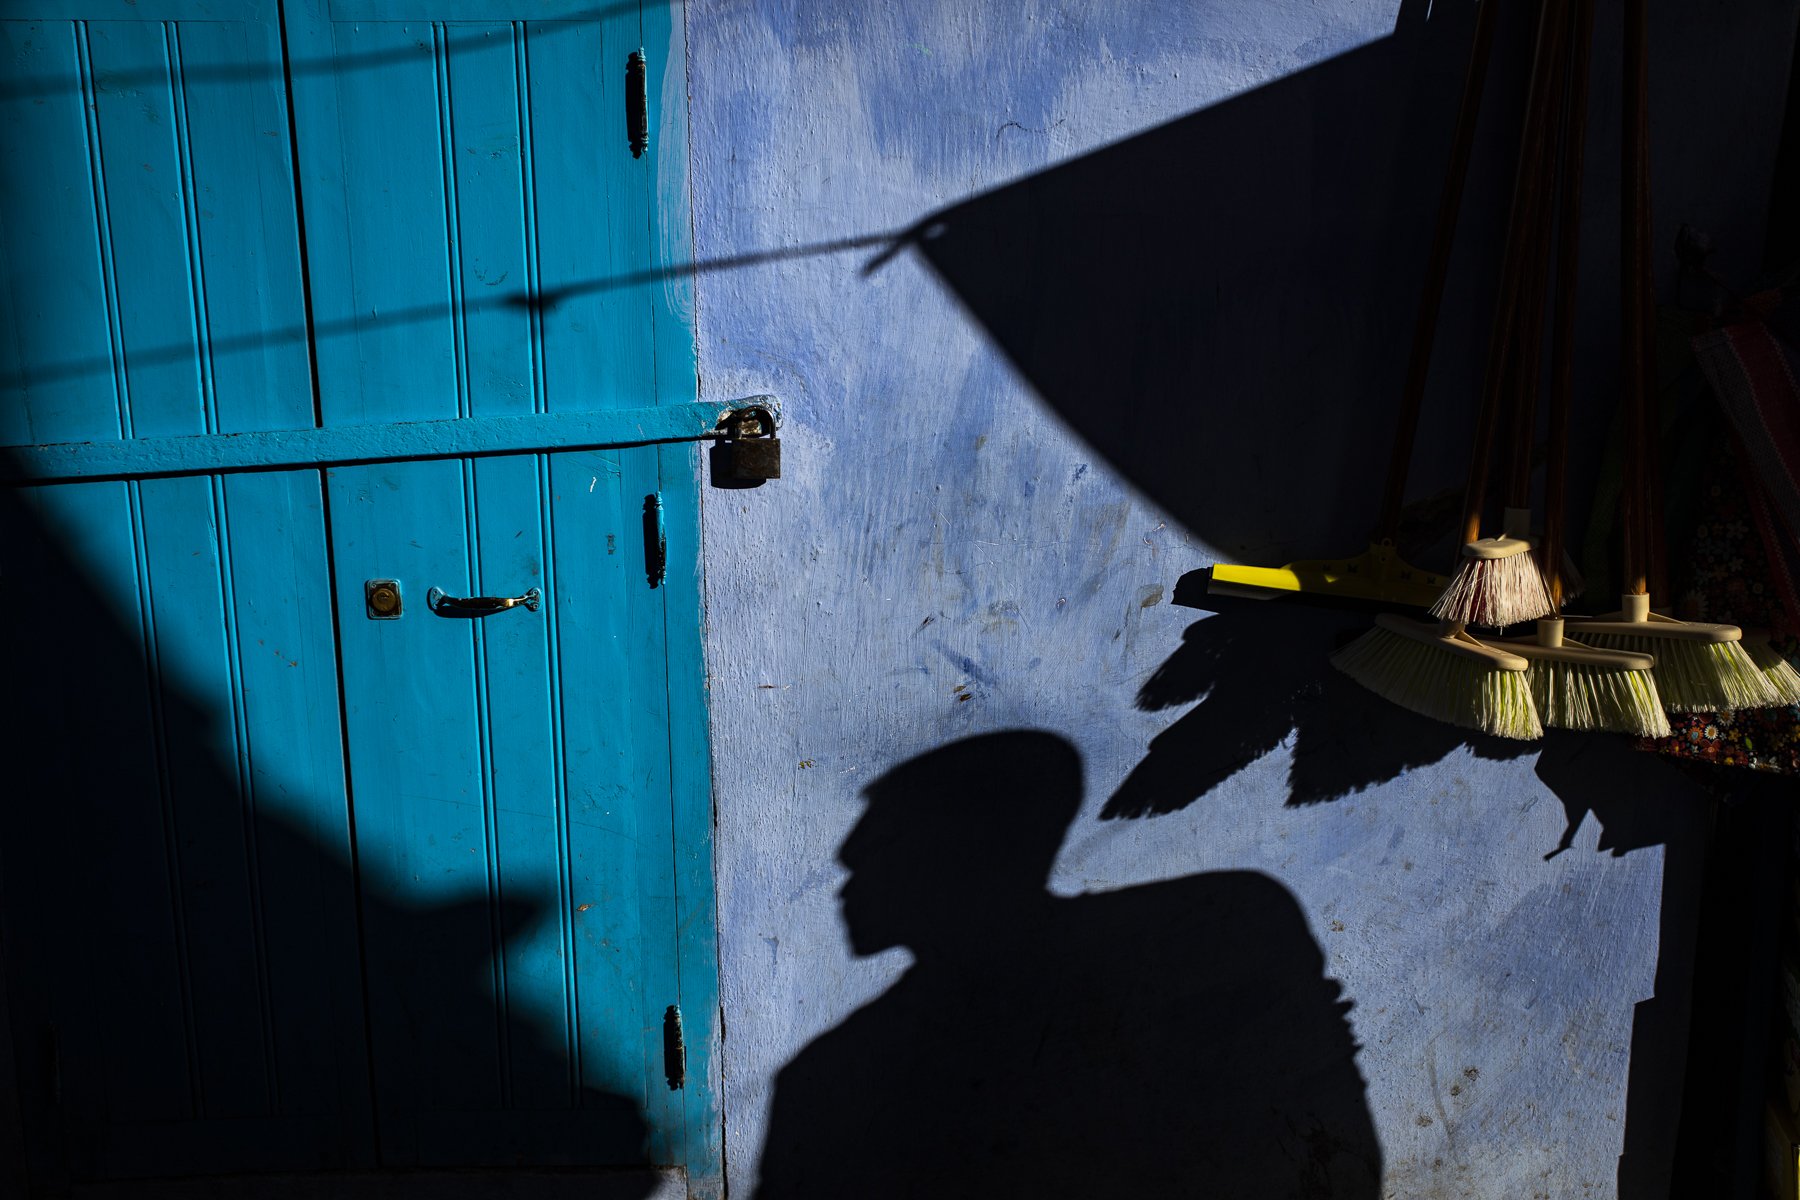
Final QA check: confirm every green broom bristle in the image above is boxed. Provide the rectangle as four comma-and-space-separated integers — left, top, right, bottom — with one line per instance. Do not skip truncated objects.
1746, 640, 1800, 706
1572, 631, 1779, 711
1525, 658, 1671, 736
1331, 624, 1543, 740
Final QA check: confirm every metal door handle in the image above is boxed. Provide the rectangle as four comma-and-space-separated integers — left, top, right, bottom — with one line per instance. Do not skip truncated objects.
426, 586, 541, 616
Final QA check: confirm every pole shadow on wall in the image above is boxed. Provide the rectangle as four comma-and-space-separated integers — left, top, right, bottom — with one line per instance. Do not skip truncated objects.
0, 476, 661, 1198
754, 732, 1382, 1199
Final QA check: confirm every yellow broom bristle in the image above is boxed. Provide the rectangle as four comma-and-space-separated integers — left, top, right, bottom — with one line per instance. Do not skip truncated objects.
1572, 631, 1780, 711
1746, 639, 1800, 706
1331, 624, 1542, 740
1524, 658, 1671, 736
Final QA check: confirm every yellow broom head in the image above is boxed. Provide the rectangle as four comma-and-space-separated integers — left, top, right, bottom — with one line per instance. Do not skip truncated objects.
1429, 510, 1554, 629
1563, 594, 1782, 712
1745, 638, 1800, 706
1491, 619, 1671, 736
1331, 614, 1543, 740
1207, 541, 1448, 608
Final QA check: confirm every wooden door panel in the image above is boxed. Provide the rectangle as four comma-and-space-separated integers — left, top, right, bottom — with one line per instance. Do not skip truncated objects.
303, 21, 463, 428
560, 445, 686, 1162
1, 3, 366, 1181
136, 475, 283, 1122
0, 9, 311, 442
326, 449, 663, 1167
463, 452, 570, 1118
539, 449, 673, 1119
3, 481, 191, 1168
214, 471, 372, 1136
326, 458, 490, 1157
83, 21, 223, 438
0, 21, 119, 445
3, 0, 719, 1189
284, 2, 658, 427
1, 470, 367, 1184
518, 18, 656, 415
289, 0, 688, 1169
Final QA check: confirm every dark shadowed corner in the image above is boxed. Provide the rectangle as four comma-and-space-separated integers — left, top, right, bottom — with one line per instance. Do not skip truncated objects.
0, 473, 666, 1198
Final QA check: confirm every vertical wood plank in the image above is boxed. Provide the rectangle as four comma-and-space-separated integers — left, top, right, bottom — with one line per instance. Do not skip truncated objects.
173, 20, 314, 433
84, 20, 206, 438
524, 12, 656, 414
135, 474, 273, 1121
449, 23, 534, 416
0, 481, 192, 1181
325, 458, 492, 1166
0, 844, 26, 1200
0, 21, 118, 444
299, 20, 457, 429
219, 469, 369, 1160
541, 448, 650, 1108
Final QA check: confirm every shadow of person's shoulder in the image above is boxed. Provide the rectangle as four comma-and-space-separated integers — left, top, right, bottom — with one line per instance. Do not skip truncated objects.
1061, 871, 1361, 1070
1066, 869, 1325, 967
1054, 872, 1382, 1197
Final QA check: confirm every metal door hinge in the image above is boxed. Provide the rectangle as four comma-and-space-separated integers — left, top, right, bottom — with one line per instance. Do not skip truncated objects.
643, 493, 666, 588
663, 1004, 686, 1090
626, 50, 649, 158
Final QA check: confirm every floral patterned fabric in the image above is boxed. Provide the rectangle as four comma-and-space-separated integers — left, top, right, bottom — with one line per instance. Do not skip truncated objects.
1643, 431, 1800, 774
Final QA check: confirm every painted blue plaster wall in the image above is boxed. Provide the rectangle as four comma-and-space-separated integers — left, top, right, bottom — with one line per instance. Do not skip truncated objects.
683, 1, 1798, 1194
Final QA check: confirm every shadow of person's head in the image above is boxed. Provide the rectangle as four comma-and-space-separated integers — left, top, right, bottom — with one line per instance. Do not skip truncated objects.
768, 732, 1386, 1200
837, 731, 1081, 957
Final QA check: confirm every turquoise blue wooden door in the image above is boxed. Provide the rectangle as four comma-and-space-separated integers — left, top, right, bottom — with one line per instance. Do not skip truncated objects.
1, 0, 719, 1193
0, 2, 375, 1185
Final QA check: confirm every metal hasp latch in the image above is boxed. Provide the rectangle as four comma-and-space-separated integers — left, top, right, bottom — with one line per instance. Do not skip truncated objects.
709, 402, 780, 488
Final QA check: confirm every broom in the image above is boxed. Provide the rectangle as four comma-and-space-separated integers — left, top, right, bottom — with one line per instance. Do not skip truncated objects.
1489, 0, 1670, 737
1429, 0, 1568, 630
1333, 0, 1561, 741
1560, 0, 1778, 711
1209, 0, 1498, 608
1333, 613, 1542, 740
1747, 640, 1800, 705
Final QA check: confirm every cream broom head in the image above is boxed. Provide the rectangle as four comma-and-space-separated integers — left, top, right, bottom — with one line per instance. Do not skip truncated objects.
1332, 615, 1543, 740
1493, 618, 1670, 736
1564, 595, 1779, 711
1430, 506, 1554, 629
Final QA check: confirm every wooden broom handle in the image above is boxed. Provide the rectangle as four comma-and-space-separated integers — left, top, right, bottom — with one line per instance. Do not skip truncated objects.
1639, 79, 1669, 601
1621, 0, 1650, 596
1544, 0, 1597, 610
1505, 6, 1576, 511
1374, 0, 1501, 543
1460, 0, 1566, 547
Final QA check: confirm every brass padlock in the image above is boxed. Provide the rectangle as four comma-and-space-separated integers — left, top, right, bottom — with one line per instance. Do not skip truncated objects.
710, 405, 781, 488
